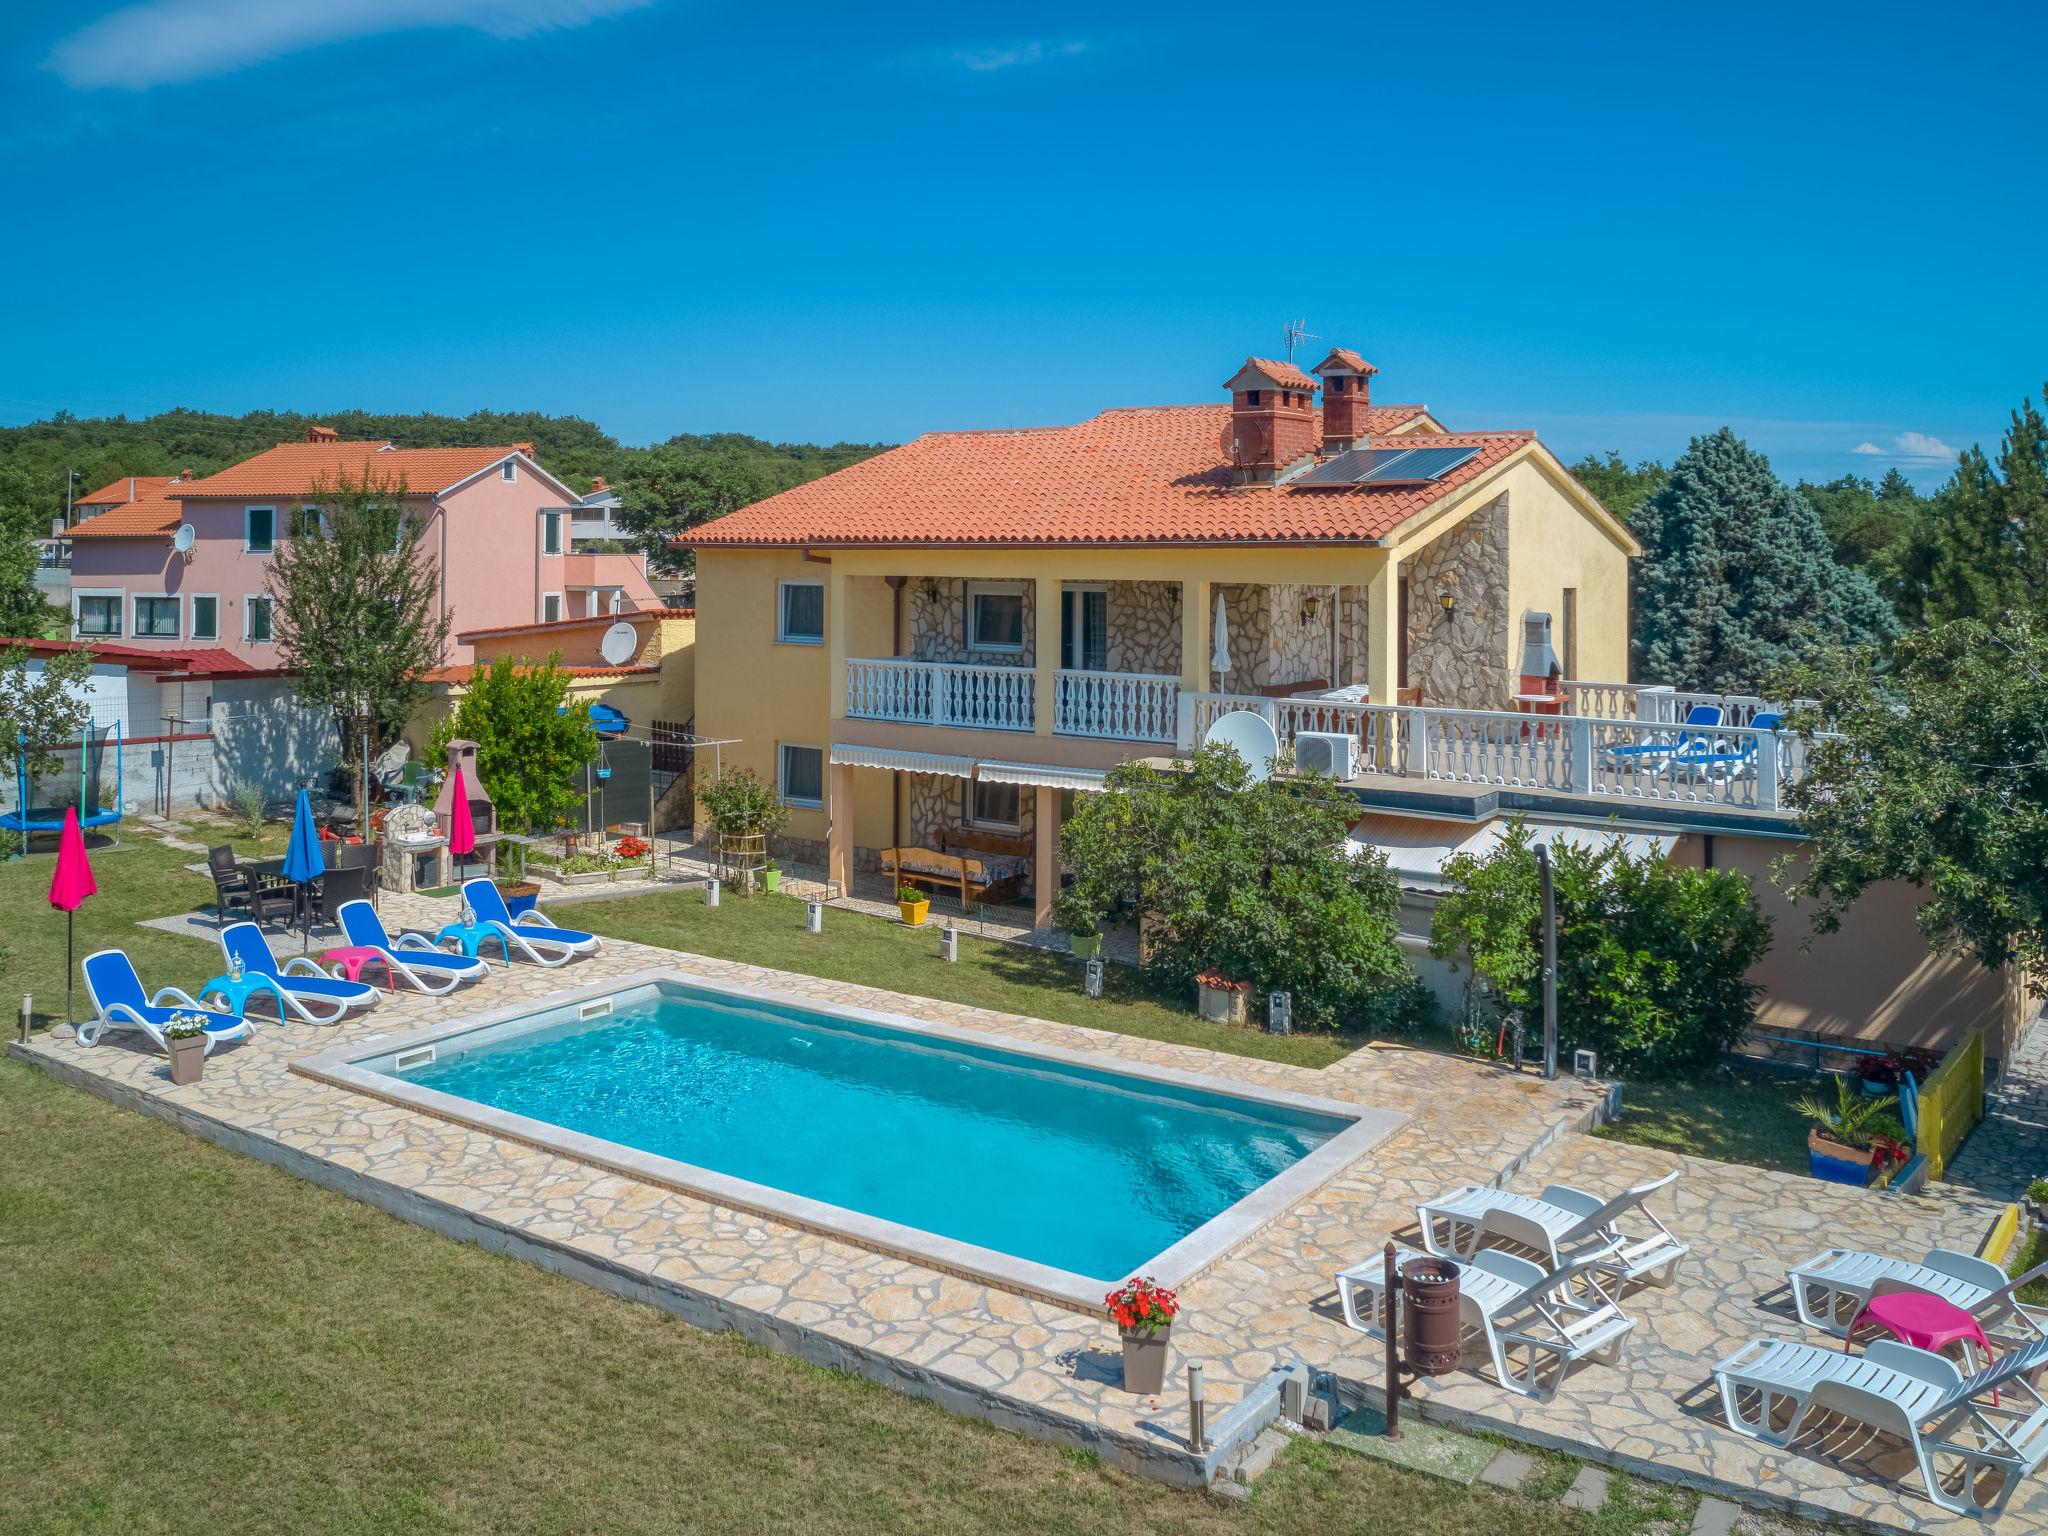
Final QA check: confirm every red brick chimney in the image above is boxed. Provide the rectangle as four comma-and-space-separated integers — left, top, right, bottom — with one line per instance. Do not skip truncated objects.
307, 425, 338, 443
1224, 357, 1320, 481
591, 476, 608, 491
1312, 349, 1379, 454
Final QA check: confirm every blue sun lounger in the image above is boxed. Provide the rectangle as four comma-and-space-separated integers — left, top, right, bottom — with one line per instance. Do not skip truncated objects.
462, 878, 601, 966
78, 948, 252, 1054
211, 921, 381, 1023
338, 900, 490, 994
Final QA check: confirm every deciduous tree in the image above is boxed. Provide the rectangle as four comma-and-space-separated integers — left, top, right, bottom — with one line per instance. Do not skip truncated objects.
1779, 614, 2048, 991
266, 472, 450, 823
429, 654, 597, 850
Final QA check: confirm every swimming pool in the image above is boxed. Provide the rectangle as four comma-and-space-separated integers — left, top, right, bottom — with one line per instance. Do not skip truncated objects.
295, 970, 1403, 1309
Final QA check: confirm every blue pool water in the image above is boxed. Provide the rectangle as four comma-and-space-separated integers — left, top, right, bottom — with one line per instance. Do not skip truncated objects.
383, 984, 1346, 1281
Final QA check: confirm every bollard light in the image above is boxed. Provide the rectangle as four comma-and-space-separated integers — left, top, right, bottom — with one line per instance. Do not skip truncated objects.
806, 900, 823, 933
704, 877, 719, 908
939, 926, 958, 963
1084, 958, 1104, 999
19, 993, 30, 1046
1186, 1362, 1207, 1453
1573, 1048, 1598, 1080
1267, 990, 1293, 1035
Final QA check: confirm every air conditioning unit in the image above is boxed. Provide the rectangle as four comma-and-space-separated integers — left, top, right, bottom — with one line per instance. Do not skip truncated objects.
1293, 730, 1358, 779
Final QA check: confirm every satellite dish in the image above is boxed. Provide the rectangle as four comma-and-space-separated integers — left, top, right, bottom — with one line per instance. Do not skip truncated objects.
1202, 710, 1280, 784
597, 621, 638, 666
172, 524, 196, 559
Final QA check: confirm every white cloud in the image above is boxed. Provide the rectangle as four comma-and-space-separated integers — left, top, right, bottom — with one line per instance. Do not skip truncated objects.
1850, 431, 1958, 462
1895, 430, 1958, 461
955, 39, 1085, 72
47, 0, 657, 90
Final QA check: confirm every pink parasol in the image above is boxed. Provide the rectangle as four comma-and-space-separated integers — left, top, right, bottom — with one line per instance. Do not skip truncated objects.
49, 806, 98, 1027
447, 764, 477, 877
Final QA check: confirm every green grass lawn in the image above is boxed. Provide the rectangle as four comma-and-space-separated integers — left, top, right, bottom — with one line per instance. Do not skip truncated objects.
177, 813, 295, 858
5, 830, 224, 1034
563, 886, 1369, 1071
0, 1054, 1699, 1536
1592, 1065, 1815, 1175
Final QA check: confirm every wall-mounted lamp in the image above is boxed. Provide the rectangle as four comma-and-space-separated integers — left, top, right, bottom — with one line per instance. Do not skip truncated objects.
1298, 593, 1323, 625
918, 577, 941, 602
1438, 592, 1458, 618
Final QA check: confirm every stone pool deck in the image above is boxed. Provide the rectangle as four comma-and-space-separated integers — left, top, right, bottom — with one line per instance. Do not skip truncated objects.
15, 887, 2033, 1533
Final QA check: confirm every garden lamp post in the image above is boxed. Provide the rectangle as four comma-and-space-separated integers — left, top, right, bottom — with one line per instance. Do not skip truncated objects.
1537, 841, 1557, 1079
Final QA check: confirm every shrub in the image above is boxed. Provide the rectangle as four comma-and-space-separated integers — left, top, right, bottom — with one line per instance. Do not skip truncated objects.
1057, 742, 1422, 1031
1430, 816, 1772, 1076
697, 767, 787, 841
229, 779, 266, 837
429, 654, 597, 848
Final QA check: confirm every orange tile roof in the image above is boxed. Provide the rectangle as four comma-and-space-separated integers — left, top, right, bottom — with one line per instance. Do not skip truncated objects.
67, 484, 186, 539
170, 441, 524, 500
76, 474, 175, 508
684, 405, 1529, 549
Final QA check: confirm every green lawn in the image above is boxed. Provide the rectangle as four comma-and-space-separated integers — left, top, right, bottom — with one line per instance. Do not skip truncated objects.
1592, 1065, 1814, 1175
0, 1054, 1699, 1536
563, 886, 1369, 1071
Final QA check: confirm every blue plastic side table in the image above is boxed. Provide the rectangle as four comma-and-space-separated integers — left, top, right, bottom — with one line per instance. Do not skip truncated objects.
197, 971, 290, 1019
433, 920, 513, 967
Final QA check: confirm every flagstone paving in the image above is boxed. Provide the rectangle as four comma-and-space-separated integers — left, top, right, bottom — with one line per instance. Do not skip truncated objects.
15, 885, 2039, 1532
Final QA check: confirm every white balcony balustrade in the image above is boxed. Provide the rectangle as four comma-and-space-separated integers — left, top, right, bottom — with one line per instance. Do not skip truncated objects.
1053, 670, 1179, 742
845, 658, 1035, 732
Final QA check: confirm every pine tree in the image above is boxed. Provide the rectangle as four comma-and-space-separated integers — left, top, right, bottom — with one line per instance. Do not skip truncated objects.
1893, 390, 2047, 626
1632, 428, 1896, 693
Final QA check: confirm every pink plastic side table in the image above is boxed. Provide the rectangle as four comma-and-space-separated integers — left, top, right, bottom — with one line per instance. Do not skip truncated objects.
321, 945, 396, 992
1849, 1290, 1996, 1393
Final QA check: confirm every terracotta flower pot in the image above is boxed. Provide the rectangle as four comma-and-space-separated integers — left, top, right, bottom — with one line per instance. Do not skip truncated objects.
1119, 1326, 1172, 1395
166, 1034, 206, 1086
899, 898, 929, 927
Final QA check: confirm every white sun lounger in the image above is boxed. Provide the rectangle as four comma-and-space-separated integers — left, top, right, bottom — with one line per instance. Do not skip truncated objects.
1416, 1170, 1688, 1287
1336, 1247, 1636, 1400
1715, 1333, 2048, 1517
1788, 1247, 2048, 1339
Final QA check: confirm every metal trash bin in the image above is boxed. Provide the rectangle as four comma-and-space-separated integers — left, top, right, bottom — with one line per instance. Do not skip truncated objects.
1400, 1255, 1463, 1375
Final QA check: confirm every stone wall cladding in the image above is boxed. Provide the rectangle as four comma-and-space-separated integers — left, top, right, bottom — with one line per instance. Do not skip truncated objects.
1103, 582, 1181, 675
1216, 583, 1335, 691
906, 771, 1033, 846
1402, 490, 1511, 710
910, 579, 1034, 668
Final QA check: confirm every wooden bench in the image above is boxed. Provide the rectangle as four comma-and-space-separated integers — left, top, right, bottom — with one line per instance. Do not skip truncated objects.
880, 828, 1033, 908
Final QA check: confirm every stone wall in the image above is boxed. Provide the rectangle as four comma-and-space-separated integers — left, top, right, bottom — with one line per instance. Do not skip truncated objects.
907, 770, 1034, 845
1103, 581, 1180, 675
1403, 490, 1511, 710
1214, 584, 1336, 691
1337, 585, 1368, 687
909, 579, 1034, 667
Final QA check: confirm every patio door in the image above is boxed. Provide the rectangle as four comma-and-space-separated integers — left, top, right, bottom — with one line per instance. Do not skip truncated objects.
1060, 586, 1108, 671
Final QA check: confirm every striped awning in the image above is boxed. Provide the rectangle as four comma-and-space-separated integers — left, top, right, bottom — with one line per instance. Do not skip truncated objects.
1348, 813, 1676, 890
974, 759, 1108, 793
828, 744, 975, 778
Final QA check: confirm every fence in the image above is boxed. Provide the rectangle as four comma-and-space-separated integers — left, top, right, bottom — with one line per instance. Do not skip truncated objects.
1915, 1029, 1985, 1180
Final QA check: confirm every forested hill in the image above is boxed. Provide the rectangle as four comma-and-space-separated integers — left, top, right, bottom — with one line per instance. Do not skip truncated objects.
0, 408, 890, 561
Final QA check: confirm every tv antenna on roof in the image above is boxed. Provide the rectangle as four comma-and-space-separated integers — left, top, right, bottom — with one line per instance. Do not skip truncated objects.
1283, 318, 1320, 361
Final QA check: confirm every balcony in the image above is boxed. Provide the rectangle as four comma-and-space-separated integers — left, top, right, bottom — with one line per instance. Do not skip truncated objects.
846, 658, 1036, 732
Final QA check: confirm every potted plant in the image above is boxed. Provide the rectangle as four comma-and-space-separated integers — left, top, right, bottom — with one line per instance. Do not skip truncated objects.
2027, 1178, 2048, 1227
1052, 889, 1103, 960
164, 1014, 210, 1086
493, 844, 543, 917
898, 883, 930, 926
1105, 1275, 1179, 1394
759, 859, 782, 894
1798, 1076, 1911, 1186
698, 769, 789, 898
1195, 971, 1253, 1026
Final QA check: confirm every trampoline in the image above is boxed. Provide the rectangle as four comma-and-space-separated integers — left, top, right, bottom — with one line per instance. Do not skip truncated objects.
3, 723, 123, 851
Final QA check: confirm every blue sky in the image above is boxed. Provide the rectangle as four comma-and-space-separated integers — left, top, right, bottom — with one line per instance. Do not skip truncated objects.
3, 0, 2042, 487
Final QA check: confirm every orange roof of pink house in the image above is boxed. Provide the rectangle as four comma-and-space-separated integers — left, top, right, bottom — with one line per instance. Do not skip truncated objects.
76, 474, 176, 508
170, 441, 525, 499
67, 484, 187, 540
684, 404, 1534, 549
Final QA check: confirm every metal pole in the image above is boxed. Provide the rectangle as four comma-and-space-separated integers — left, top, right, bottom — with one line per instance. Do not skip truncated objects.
1382, 1241, 1403, 1438
1538, 842, 1558, 1080
1186, 1363, 1207, 1452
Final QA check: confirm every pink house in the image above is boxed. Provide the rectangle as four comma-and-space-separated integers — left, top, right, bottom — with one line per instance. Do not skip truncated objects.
65, 430, 658, 667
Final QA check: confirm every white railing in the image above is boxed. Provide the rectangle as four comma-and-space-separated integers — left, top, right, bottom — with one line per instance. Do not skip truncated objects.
1053, 670, 1179, 742
844, 658, 1034, 732
1178, 690, 1807, 811
1560, 680, 1806, 730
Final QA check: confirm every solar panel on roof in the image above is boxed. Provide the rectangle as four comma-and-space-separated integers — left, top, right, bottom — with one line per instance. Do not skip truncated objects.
1290, 444, 1481, 488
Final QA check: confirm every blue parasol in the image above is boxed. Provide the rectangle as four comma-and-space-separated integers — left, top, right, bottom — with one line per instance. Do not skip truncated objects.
282, 788, 326, 950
